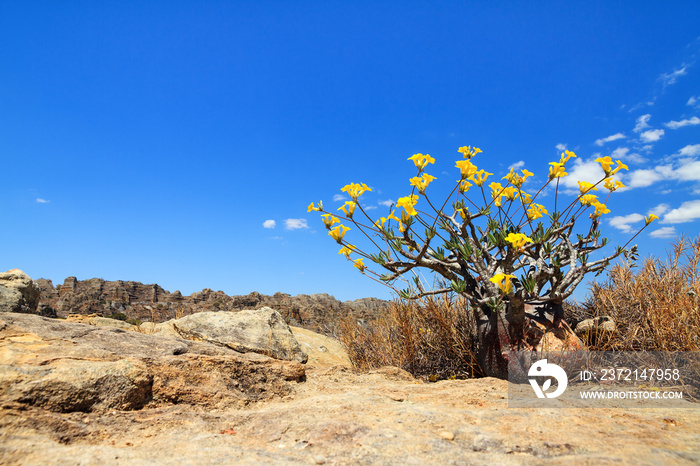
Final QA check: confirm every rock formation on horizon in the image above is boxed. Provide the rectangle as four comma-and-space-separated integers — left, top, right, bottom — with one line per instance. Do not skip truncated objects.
35, 276, 390, 334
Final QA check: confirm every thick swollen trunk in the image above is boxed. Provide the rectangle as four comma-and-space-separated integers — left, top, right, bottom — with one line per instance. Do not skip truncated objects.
473, 298, 585, 379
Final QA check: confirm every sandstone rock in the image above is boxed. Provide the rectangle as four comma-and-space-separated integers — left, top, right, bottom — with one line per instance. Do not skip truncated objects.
160, 308, 308, 363
290, 326, 351, 368
0, 313, 305, 413
574, 316, 616, 336
0, 269, 41, 314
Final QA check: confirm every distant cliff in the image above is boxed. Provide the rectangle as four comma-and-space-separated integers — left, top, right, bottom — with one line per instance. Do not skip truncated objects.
35, 277, 390, 334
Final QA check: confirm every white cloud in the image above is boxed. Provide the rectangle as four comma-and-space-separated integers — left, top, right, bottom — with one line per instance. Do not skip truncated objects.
284, 219, 309, 230
678, 144, 700, 158
36, 198, 50, 203
262, 219, 276, 229
662, 200, 700, 224
509, 160, 525, 170
673, 159, 700, 182
378, 199, 394, 207
688, 96, 699, 107
332, 194, 346, 202
555, 143, 567, 151
595, 133, 626, 146
664, 116, 700, 129
639, 129, 664, 143
560, 158, 605, 189
364, 205, 377, 210
650, 227, 677, 238
609, 213, 644, 233
610, 147, 645, 164
648, 204, 670, 217
660, 66, 687, 87
634, 114, 652, 133
624, 169, 665, 188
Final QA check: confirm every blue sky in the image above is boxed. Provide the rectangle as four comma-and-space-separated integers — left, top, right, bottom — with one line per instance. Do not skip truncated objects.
1, 1, 698, 302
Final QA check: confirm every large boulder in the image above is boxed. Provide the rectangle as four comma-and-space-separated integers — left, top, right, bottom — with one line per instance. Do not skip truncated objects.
157, 308, 308, 363
0, 269, 41, 314
0, 313, 305, 413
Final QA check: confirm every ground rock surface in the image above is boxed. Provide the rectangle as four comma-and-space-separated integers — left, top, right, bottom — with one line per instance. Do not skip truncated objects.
2, 315, 699, 465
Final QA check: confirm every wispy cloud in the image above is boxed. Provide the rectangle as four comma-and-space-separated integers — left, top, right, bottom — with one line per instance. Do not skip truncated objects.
664, 116, 700, 129
661, 200, 700, 224
633, 114, 652, 133
332, 194, 346, 202
595, 133, 625, 146
555, 143, 567, 151
639, 129, 664, 143
610, 147, 645, 164
284, 218, 309, 230
36, 198, 50, 203
623, 168, 665, 188
648, 203, 671, 217
378, 199, 395, 207
688, 95, 699, 108
509, 160, 525, 170
609, 213, 644, 233
262, 219, 276, 229
650, 227, 677, 238
659, 65, 687, 87
679, 144, 700, 157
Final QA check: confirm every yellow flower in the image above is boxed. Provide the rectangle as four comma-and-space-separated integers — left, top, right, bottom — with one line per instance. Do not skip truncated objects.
341, 182, 372, 200
560, 150, 577, 164
457, 179, 472, 193
548, 162, 567, 179
520, 191, 533, 205
457, 207, 468, 220
337, 201, 356, 218
490, 273, 517, 294
645, 214, 659, 225
375, 210, 400, 228
502, 168, 532, 187
339, 244, 356, 258
398, 221, 406, 233
469, 169, 492, 186
502, 186, 519, 201
611, 160, 629, 175
353, 258, 366, 271
458, 146, 482, 159
590, 202, 610, 218
307, 201, 323, 212
579, 194, 598, 206
505, 232, 533, 250
396, 194, 419, 217
409, 173, 436, 192
578, 181, 598, 194
603, 178, 625, 191
455, 159, 478, 179
321, 214, 340, 228
527, 203, 548, 220
489, 182, 504, 198
328, 224, 350, 242
595, 156, 614, 176
407, 153, 435, 170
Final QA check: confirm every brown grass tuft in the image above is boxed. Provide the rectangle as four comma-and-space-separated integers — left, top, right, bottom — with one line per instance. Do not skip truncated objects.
339, 293, 483, 380
584, 235, 700, 352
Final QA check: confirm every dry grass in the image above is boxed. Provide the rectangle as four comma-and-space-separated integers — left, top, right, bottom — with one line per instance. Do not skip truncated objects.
584, 235, 700, 352
339, 293, 482, 380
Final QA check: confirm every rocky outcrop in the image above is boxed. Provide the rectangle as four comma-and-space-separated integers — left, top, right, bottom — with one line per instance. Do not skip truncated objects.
0, 312, 305, 414
155, 308, 308, 363
36, 277, 391, 334
0, 269, 41, 314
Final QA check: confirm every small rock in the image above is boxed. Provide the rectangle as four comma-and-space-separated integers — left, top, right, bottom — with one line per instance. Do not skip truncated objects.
439, 431, 455, 441
312, 455, 327, 464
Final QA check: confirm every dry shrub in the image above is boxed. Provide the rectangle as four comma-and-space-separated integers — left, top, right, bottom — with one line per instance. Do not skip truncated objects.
584, 235, 700, 352
339, 293, 482, 380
